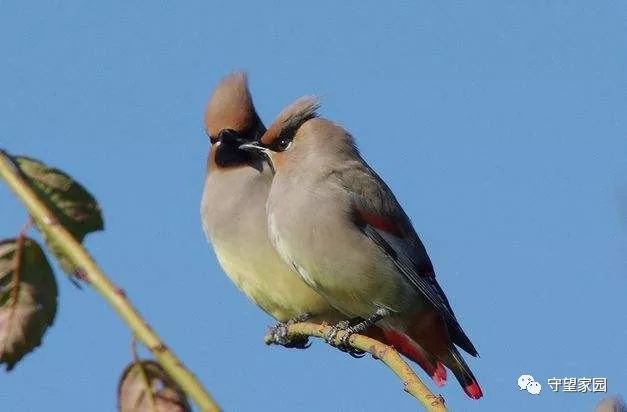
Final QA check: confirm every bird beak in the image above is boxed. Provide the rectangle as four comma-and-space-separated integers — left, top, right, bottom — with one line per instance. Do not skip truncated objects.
238, 141, 267, 154
239, 142, 275, 174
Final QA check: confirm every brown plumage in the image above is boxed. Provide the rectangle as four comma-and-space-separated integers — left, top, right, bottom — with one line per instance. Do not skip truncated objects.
205, 80, 449, 385
201, 73, 343, 324
261, 96, 320, 146
204, 72, 264, 140
246, 96, 482, 399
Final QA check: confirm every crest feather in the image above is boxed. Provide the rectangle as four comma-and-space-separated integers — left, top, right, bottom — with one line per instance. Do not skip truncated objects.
261, 96, 320, 145
204, 72, 264, 138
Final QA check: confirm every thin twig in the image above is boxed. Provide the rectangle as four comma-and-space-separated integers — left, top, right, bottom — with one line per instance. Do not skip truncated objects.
0, 150, 220, 412
265, 322, 447, 412
18, 217, 33, 237
131, 336, 140, 363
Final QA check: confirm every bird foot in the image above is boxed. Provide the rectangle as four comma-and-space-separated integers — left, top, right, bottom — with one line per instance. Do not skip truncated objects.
325, 320, 366, 358
324, 320, 350, 344
267, 313, 312, 349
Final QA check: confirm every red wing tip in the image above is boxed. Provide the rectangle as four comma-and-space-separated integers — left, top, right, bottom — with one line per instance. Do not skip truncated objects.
381, 330, 447, 386
433, 362, 447, 387
464, 382, 483, 399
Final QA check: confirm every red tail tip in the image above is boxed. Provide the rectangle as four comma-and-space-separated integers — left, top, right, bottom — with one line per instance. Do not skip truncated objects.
464, 381, 483, 400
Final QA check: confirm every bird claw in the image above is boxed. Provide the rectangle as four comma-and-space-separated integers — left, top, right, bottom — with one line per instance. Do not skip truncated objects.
325, 321, 366, 358
269, 322, 291, 345
324, 320, 350, 344
338, 326, 366, 358
341, 346, 367, 358
268, 314, 312, 349
281, 336, 311, 349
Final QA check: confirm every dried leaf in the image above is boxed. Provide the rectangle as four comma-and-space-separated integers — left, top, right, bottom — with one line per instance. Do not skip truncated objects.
118, 360, 191, 412
13, 156, 104, 275
0, 238, 58, 370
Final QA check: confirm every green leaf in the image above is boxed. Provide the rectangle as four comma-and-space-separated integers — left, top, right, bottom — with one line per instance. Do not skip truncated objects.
0, 237, 58, 370
118, 360, 192, 412
12, 156, 104, 275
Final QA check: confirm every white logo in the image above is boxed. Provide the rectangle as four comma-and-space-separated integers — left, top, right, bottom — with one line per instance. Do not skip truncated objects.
518, 374, 535, 390
518, 374, 542, 395
527, 381, 542, 395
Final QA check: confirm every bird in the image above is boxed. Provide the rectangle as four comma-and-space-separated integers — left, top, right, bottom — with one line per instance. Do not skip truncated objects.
200, 73, 344, 346
239, 96, 483, 399
200, 74, 448, 386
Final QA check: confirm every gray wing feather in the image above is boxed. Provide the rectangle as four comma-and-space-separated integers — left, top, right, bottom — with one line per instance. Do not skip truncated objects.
338, 162, 478, 356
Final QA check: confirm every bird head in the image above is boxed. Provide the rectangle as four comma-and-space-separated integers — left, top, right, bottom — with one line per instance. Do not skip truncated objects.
204, 72, 266, 171
239, 96, 320, 173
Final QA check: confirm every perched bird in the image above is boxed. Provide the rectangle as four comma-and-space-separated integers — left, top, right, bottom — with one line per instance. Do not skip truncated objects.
240, 97, 482, 399
200, 74, 447, 386
200, 73, 343, 335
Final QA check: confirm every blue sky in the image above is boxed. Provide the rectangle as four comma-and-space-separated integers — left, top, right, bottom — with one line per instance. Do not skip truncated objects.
1, 2, 625, 411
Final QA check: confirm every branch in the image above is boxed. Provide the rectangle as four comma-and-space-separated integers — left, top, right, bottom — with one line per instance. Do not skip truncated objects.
0, 150, 220, 412
265, 322, 447, 412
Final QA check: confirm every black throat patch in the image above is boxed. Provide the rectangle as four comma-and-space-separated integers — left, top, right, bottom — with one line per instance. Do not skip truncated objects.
215, 142, 263, 172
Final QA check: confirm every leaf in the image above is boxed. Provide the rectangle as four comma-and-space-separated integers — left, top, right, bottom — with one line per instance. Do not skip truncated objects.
12, 156, 104, 275
0, 237, 58, 370
118, 360, 192, 412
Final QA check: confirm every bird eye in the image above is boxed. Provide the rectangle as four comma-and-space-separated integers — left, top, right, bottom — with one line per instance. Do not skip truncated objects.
276, 137, 292, 151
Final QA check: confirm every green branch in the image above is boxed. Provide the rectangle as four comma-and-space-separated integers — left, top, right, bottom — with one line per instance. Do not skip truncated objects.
0, 150, 220, 412
265, 322, 447, 412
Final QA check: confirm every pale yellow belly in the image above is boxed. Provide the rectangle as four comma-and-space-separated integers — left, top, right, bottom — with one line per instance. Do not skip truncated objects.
213, 242, 341, 323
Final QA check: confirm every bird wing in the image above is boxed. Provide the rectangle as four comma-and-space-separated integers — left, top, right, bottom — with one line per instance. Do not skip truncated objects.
336, 162, 478, 356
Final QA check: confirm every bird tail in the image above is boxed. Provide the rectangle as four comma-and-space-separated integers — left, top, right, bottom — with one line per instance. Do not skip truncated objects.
445, 345, 483, 400
402, 312, 483, 400
365, 326, 446, 386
